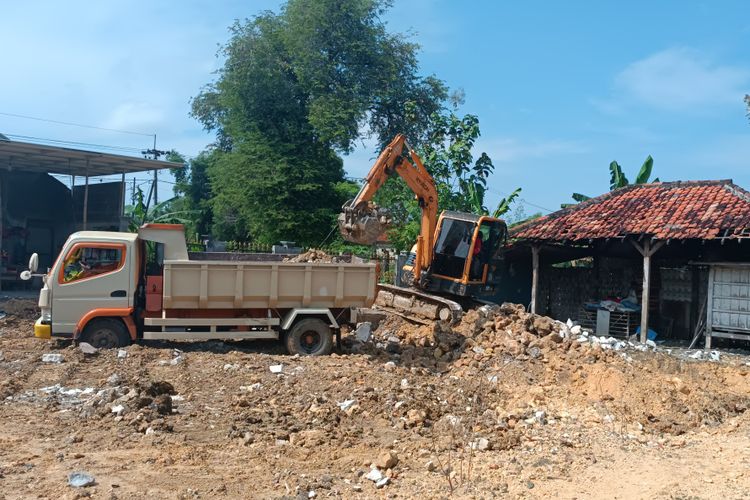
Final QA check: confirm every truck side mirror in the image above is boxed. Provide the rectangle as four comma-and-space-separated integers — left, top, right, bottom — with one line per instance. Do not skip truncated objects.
29, 253, 39, 273
20, 270, 32, 281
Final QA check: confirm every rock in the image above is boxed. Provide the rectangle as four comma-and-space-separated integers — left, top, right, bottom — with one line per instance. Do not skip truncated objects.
355, 322, 372, 342
308, 490, 316, 498
400, 378, 409, 390
0, 351, 4, 361
269, 364, 283, 374
374, 450, 399, 470
472, 437, 491, 451
570, 325, 582, 335
337, 399, 356, 411
170, 355, 184, 365
106, 373, 122, 386
41, 353, 64, 363
68, 471, 95, 487
78, 342, 98, 355
526, 480, 535, 489
365, 467, 383, 482
154, 394, 172, 415
117, 349, 128, 359
383, 361, 397, 372
146, 381, 175, 397
375, 477, 390, 488
111, 404, 125, 416
406, 409, 426, 427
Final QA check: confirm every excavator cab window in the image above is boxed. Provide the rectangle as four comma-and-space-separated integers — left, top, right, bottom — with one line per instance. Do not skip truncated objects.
432, 218, 475, 279
468, 220, 506, 282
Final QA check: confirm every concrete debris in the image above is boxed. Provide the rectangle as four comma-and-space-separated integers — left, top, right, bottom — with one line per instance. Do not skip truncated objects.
78, 342, 98, 355
308, 490, 316, 498
400, 378, 410, 389
471, 437, 491, 451
337, 399, 356, 411
107, 373, 122, 386
355, 322, 372, 342
111, 404, 125, 416
365, 467, 383, 482
67, 471, 95, 488
117, 349, 128, 359
269, 364, 283, 374
170, 355, 185, 365
41, 353, 64, 363
375, 477, 390, 488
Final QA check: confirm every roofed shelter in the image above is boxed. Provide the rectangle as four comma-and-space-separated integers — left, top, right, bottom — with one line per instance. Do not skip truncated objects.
0, 138, 181, 288
509, 180, 750, 347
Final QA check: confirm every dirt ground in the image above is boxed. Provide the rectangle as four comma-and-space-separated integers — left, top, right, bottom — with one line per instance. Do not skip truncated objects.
0, 298, 749, 499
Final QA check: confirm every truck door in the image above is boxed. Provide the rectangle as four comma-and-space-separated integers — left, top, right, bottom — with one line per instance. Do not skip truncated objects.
51, 242, 131, 334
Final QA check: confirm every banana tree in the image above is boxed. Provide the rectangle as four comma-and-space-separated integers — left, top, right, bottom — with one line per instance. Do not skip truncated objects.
565, 155, 658, 207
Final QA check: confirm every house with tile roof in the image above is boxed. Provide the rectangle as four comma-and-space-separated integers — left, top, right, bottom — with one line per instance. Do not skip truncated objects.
506, 180, 750, 349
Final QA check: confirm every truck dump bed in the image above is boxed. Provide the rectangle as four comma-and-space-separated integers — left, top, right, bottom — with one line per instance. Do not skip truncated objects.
162, 260, 377, 310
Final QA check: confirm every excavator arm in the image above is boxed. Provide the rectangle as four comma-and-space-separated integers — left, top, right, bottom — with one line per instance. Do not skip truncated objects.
338, 134, 438, 282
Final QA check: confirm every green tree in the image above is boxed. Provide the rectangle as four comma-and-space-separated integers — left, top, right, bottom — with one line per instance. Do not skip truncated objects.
567, 155, 658, 206
190, 0, 447, 245
173, 151, 215, 238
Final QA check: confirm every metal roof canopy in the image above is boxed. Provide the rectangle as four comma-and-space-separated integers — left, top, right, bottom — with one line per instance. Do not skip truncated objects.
0, 139, 181, 176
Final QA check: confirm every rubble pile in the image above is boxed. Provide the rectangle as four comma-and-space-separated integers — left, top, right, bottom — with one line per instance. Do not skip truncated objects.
284, 249, 342, 263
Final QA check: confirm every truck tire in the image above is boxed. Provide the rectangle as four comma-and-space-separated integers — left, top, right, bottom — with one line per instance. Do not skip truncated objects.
81, 318, 131, 349
285, 318, 333, 356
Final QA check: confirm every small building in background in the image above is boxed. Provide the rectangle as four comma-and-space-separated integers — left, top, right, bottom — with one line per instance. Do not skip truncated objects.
0, 138, 179, 289
507, 180, 750, 349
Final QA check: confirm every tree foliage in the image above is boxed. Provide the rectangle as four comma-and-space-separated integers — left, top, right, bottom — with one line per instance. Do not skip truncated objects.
189, 0, 447, 245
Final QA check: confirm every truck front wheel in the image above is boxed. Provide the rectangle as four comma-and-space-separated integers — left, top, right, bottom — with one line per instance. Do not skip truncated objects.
285, 318, 333, 356
81, 318, 131, 349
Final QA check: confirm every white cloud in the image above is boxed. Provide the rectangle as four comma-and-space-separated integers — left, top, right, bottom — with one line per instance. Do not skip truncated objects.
613, 47, 750, 111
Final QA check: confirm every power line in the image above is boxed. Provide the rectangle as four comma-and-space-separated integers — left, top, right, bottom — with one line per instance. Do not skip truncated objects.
4, 133, 146, 154
0, 111, 154, 137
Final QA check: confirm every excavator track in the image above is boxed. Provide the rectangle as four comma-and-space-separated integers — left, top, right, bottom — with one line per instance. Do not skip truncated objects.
374, 283, 464, 325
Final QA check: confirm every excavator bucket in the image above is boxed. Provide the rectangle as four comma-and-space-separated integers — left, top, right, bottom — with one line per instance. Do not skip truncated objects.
337, 202, 392, 245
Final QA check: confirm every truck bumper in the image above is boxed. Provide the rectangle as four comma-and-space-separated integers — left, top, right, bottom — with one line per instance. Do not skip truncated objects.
34, 318, 51, 339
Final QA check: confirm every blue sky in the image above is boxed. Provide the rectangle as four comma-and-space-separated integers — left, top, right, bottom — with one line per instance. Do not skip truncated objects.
1, 1, 749, 216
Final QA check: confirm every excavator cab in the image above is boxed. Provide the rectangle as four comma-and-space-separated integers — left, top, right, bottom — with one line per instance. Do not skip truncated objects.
412, 211, 506, 298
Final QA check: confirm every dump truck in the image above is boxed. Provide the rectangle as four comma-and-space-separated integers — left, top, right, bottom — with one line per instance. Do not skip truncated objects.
23, 224, 377, 355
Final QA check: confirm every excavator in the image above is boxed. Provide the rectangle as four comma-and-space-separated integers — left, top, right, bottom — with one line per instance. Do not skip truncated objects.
338, 134, 508, 323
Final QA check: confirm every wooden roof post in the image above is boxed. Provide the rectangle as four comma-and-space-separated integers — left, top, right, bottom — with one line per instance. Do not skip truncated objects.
531, 245, 541, 314
631, 239, 665, 343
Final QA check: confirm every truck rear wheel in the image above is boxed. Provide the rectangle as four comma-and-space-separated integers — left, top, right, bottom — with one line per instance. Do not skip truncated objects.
81, 318, 131, 349
285, 318, 333, 356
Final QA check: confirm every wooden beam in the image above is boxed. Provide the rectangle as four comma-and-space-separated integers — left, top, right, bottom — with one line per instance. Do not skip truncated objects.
530, 245, 540, 314
632, 239, 664, 343
640, 240, 652, 343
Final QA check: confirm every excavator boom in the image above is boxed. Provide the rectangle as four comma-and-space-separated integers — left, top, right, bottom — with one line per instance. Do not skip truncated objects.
338, 134, 438, 280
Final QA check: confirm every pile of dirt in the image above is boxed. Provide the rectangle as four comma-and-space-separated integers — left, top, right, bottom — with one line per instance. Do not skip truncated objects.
283, 248, 342, 263
365, 303, 750, 435
0, 298, 749, 498
1, 297, 40, 320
